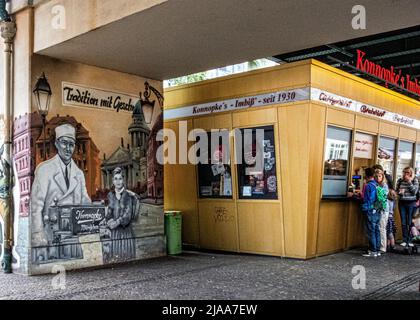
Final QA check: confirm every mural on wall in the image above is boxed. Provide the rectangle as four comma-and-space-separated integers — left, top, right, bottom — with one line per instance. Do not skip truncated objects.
28, 81, 165, 269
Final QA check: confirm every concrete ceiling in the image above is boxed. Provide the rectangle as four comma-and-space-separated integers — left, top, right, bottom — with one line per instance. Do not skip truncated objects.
36, 0, 420, 80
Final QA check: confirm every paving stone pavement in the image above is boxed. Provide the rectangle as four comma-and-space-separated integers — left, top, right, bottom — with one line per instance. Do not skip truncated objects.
0, 249, 419, 300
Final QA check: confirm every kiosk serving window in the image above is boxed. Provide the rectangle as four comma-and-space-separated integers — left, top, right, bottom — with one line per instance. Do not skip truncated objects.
322, 126, 351, 197
396, 140, 414, 181
197, 132, 233, 198
236, 125, 278, 200
378, 137, 396, 181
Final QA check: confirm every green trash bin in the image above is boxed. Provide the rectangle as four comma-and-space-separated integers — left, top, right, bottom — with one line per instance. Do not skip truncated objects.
164, 211, 182, 255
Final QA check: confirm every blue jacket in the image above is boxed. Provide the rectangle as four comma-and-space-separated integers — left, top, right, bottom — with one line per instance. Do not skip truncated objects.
362, 180, 378, 212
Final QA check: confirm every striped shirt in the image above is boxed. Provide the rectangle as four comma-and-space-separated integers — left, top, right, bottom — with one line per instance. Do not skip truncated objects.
396, 177, 419, 202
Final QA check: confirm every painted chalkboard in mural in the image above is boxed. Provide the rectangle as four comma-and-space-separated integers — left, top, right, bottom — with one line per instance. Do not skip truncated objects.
101, 167, 139, 264
31, 123, 91, 263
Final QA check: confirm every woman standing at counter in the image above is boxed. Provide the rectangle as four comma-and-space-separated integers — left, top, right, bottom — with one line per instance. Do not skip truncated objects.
396, 167, 419, 248
372, 165, 396, 253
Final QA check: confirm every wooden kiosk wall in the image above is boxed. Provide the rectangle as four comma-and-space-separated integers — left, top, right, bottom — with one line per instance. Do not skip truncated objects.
310, 61, 420, 257
164, 59, 420, 259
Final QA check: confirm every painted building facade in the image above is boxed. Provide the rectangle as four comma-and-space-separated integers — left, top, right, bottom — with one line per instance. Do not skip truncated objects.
148, 113, 164, 201
13, 113, 42, 217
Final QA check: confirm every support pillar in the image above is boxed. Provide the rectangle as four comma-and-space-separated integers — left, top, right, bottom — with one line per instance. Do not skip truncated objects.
1, 20, 17, 274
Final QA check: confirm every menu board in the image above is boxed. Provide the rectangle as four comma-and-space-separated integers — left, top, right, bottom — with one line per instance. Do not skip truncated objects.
354, 133, 374, 159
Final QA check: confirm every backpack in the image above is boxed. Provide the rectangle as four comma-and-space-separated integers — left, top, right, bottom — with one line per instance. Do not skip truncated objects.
374, 185, 387, 211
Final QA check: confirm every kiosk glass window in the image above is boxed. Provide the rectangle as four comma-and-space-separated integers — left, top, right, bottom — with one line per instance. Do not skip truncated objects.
322, 126, 351, 197
378, 137, 396, 182
197, 131, 233, 198
415, 144, 420, 176
396, 141, 414, 181
352, 132, 375, 192
236, 125, 278, 200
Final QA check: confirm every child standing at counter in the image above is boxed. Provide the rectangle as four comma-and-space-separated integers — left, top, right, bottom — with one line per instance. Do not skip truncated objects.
361, 167, 381, 257
373, 169, 389, 254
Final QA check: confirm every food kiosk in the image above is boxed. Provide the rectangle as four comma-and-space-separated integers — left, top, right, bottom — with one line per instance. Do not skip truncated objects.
164, 59, 420, 259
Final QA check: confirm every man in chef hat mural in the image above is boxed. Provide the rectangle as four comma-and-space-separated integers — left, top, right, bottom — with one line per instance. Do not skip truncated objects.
31, 123, 91, 263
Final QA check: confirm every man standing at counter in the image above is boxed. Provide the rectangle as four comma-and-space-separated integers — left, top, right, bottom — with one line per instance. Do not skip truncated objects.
31, 123, 91, 263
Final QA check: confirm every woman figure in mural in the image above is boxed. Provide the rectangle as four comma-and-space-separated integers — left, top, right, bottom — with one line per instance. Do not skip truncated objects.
103, 167, 137, 263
